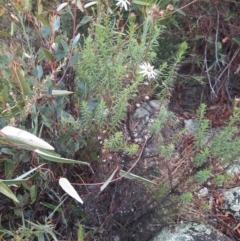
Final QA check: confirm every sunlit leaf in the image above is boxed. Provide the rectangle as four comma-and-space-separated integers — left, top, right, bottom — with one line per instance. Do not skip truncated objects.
84, 1, 97, 8
11, 22, 16, 36
77, 225, 84, 241
15, 164, 45, 180
132, 0, 149, 5
76, 0, 84, 12
53, 16, 60, 32
51, 90, 74, 96
1, 126, 55, 150
0, 181, 19, 203
100, 167, 118, 192
37, 65, 43, 79
0, 31, 11, 37
57, 2, 68, 12
0, 7, 6, 16
59, 177, 84, 204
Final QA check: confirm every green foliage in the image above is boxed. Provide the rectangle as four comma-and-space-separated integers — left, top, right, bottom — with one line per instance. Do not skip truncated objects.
194, 103, 209, 150
157, 42, 188, 100
103, 132, 138, 155
193, 148, 209, 168
4, 0, 240, 239
158, 144, 175, 161
180, 192, 193, 204
194, 169, 211, 184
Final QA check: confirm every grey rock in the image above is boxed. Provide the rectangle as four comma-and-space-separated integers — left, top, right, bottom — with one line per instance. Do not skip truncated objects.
223, 187, 240, 220
133, 106, 151, 119
149, 100, 161, 110
151, 222, 231, 241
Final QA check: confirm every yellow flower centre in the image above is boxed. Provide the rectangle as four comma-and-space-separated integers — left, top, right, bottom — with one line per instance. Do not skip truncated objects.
147, 66, 153, 72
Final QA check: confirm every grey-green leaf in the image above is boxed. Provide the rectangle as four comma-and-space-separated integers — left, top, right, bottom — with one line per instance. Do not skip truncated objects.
119, 170, 156, 184
35, 149, 90, 166
0, 181, 19, 203
41, 26, 51, 40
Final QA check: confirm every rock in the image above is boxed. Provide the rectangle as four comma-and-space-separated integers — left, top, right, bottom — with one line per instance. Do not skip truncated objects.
223, 187, 240, 220
151, 222, 231, 241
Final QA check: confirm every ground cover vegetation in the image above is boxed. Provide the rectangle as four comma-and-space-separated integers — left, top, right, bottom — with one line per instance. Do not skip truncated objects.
1, 0, 240, 240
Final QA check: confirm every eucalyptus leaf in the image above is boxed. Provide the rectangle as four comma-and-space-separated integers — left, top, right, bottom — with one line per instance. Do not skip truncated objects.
37, 65, 43, 79
41, 25, 51, 40
72, 33, 80, 49
0, 181, 19, 203
42, 48, 53, 61
57, 2, 68, 12
76, 16, 93, 30
76, 0, 84, 12
51, 90, 74, 96
61, 40, 69, 52
100, 167, 118, 192
1, 126, 54, 150
35, 149, 90, 166
59, 177, 84, 204
54, 16, 60, 32
70, 54, 82, 66
15, 69, 31, 98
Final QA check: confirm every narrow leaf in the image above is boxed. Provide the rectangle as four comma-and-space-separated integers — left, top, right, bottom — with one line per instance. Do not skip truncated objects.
59, 177, 84, 204
52, 90, 74, 96
41, 25, 51, 40
0, 86, 9, 107
57, 2, 68, 12
76, 0, 84, 12
119, 170, 156, 184
15, 164, 45, 180
35, 149, 90, 166
0, 31, 11, 37
132, 0, 149, 6
70, 54, 82, 66
72, 33, 80, 49
42, 48, 53, 61
15, 68, 31, 98
232, 37, 240, 46
53, 16, 60, 32
35, 14, 49, 26
0, 181, 19, 203
1, 126, 54, 150
100, 167, 118, 192
61, 40, 69, 52
76, 16, 92, 30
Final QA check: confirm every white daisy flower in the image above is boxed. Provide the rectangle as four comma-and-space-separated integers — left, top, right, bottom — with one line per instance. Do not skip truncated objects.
116, 0, 130, 11
139, 62, 157, 80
